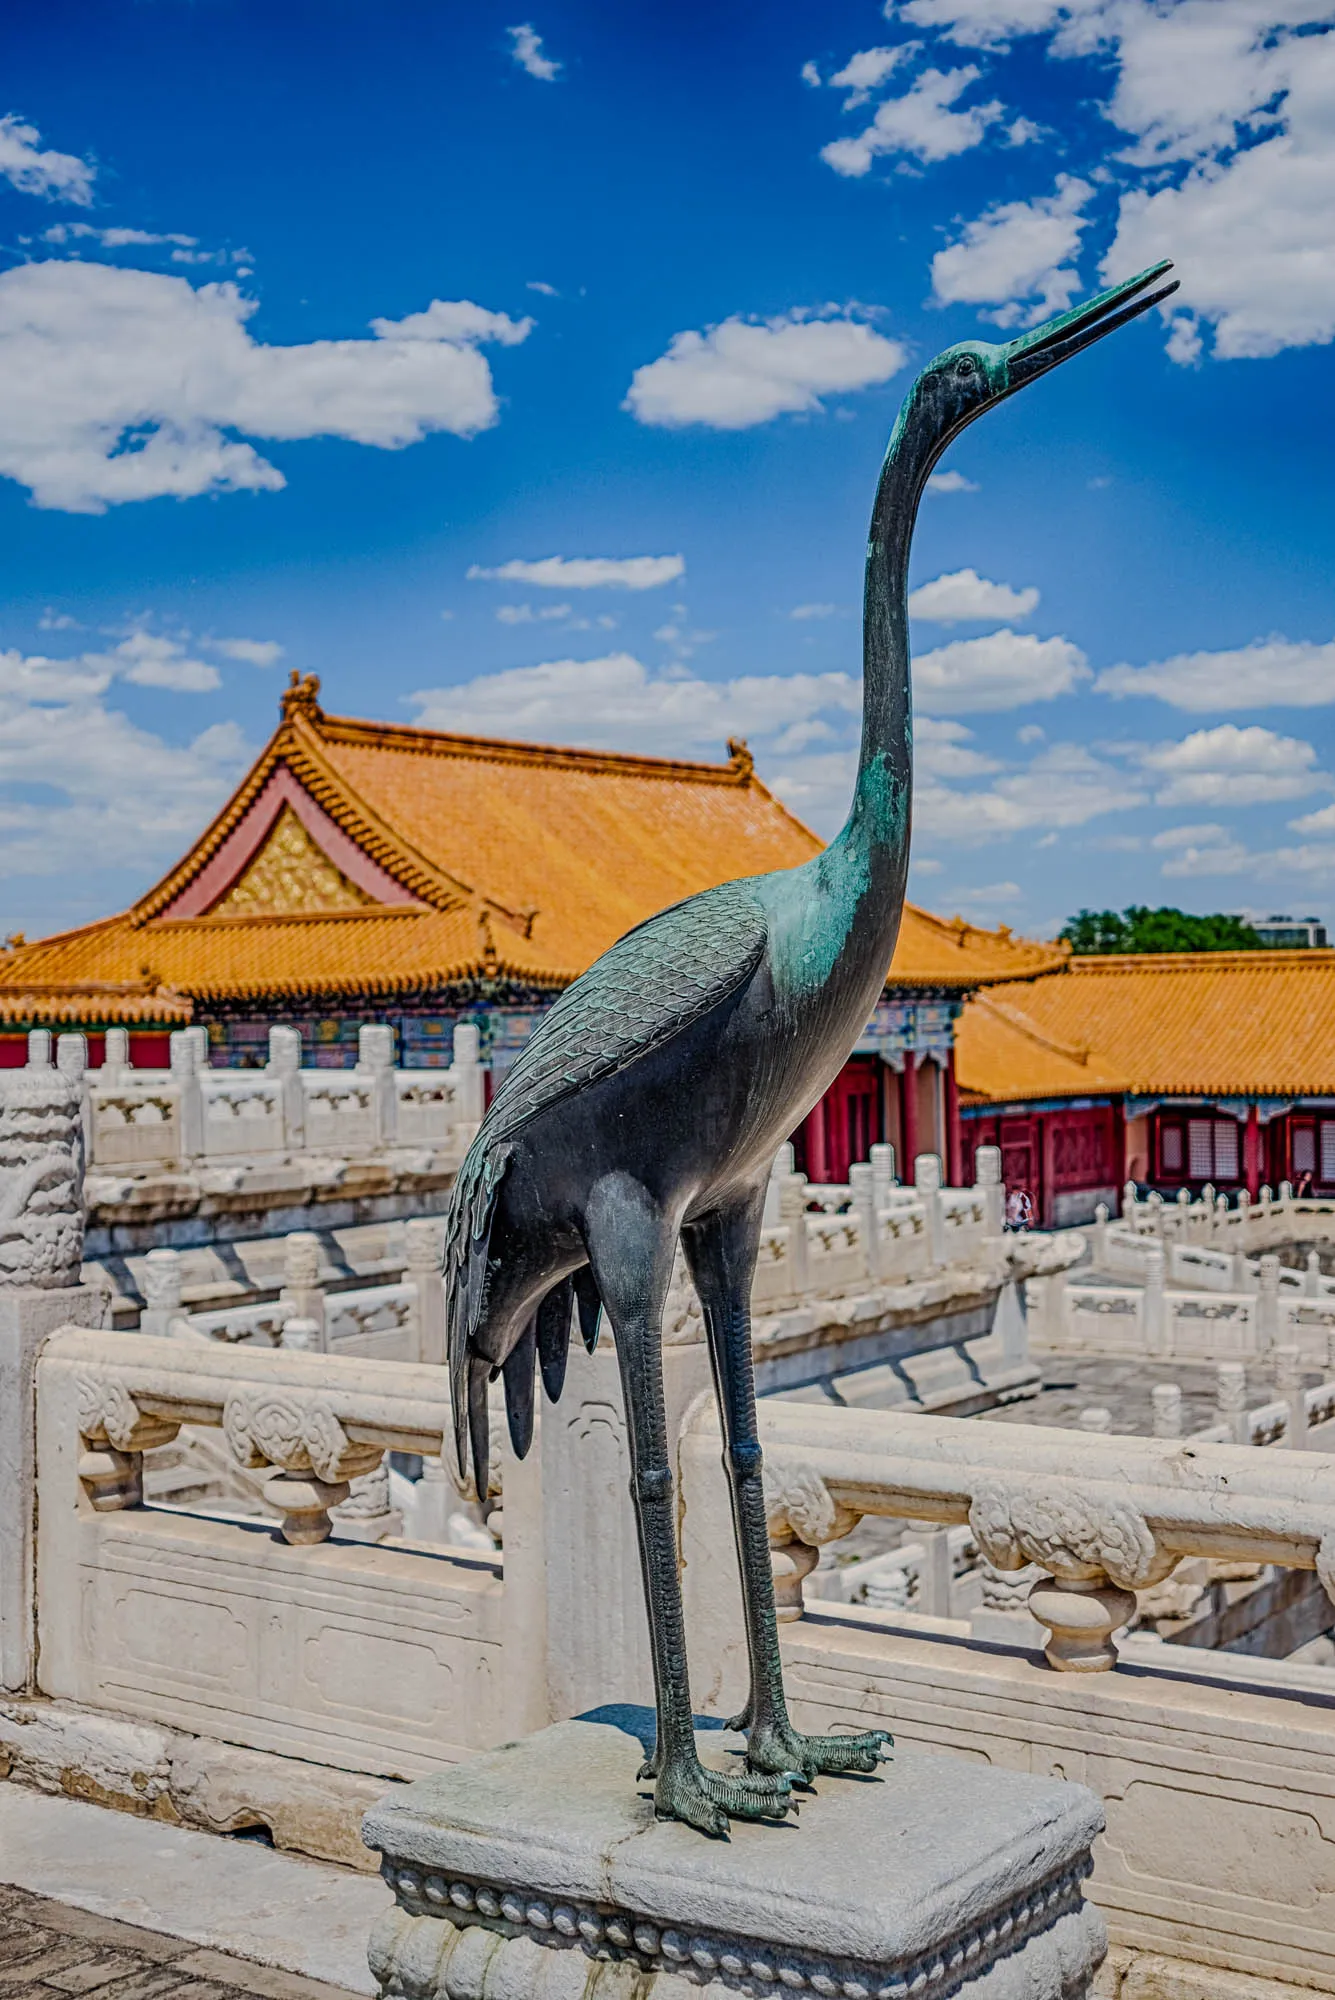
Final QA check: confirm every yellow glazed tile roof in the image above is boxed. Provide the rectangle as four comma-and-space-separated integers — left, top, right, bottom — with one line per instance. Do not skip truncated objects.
958, 950, 1335, 1101
954, 988, 1131, 1104
0, 678, 1067, 1011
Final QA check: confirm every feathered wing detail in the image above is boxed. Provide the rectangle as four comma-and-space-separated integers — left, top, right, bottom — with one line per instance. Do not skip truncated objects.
536, 1278, 574, 1403
573, 1267, 602, 1354
445, 877, 769, 1485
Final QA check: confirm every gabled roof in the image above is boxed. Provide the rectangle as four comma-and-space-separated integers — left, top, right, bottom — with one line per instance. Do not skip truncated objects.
958, 949, 1335, 1102
0, 675, 1067, 1012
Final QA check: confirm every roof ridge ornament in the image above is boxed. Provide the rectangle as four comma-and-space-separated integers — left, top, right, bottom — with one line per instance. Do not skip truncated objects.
726, 736, 754, 780
281, 671, 323, 724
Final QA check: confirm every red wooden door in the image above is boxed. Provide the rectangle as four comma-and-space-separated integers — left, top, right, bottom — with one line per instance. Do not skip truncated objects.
998, 1115, 1041, 1216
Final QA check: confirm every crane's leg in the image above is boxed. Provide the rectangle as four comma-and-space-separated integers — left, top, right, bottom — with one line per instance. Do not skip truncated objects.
684, 1197, 891, 1785
585, 1176, 794, 1837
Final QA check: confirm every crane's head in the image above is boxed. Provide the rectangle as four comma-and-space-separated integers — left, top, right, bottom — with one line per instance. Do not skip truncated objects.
893, 260, 1178, 482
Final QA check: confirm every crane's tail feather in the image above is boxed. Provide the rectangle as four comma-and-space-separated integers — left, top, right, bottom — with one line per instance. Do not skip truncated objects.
503, 1316, 538, 1459
536, 1276, 574, 1403
573, 1265, 603, 1354
467, 1354, 492, 1504
445, 1137, 514, 1485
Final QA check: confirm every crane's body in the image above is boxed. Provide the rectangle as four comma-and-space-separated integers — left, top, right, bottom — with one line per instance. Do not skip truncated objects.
445, 261, 1176, 1836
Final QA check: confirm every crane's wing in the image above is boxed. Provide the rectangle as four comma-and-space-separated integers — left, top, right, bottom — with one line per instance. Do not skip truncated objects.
445, 875, 768, 1473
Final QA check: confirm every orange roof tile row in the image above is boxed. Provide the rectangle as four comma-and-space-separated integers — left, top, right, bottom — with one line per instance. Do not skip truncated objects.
958, 950, 1335, 1102
0, 684, 1068, 1018
0, 980, 193, 1027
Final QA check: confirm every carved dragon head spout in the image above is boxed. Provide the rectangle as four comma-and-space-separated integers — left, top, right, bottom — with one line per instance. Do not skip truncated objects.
884, 260, 1179, 492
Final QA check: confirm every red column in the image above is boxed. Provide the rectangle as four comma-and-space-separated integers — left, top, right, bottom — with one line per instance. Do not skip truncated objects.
901, 1052, 918, 1175
1244, 1101, 1262, 1199
945, 1054, 962, 1187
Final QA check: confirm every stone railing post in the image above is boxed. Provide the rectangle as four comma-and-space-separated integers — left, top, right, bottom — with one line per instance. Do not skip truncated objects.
1216, 1362, 1249, 1444
1144, 1246, 1167, 1357
281, 1231, 326, 1347
280, 1316, 319, 1351
1274, 1343, 1306, 1449
1079, 1407, 1112, 1435
762, 1144, 795, 1225
76, 1375, 181, 1513
405, 1216, 446, 1366
1122, 1179, 1138, 1223
169, 1031, 204, 1160
1230, 1247, 1253, 1293
915, 1152, 944, 1268
102, 1026, 130, 1083
450, 1021, 485, 1127
1258, 1254, 1280, 1352
848, 1163, 881, 1283
779, 1175, 810, 1300
357, 1024, 398, 1146
266, 1024, 304, 1150
138, 1248, 185, 1336
332, 1461, 403, 1543
1151, 1383, 1182, 1439
1305, 1250, 1324, 1298
0, 1056, 108, 1691
993, 1279, 1030, 1372
975, 1144, 1004, 1235
1091, 1202, 1109, 1269
56, 1033, 91, 1167
870, 1140, 896, 1211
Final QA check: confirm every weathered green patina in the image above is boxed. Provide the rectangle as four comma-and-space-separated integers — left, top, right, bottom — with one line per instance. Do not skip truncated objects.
444, 260, 1177, 1837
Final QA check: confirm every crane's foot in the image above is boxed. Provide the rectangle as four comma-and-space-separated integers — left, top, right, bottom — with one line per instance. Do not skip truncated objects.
648, 1753, 795, 1838
745, 1720, 892, 1783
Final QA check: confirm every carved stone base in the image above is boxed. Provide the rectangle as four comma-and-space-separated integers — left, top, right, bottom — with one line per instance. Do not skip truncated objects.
362, 1717, 1107, 2000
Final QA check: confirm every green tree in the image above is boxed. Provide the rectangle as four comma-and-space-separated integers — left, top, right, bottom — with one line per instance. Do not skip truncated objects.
1058, 905, 1263, 954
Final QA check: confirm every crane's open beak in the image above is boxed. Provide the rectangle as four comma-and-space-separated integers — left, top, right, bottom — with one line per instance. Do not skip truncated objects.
1004, 261, 1178, 390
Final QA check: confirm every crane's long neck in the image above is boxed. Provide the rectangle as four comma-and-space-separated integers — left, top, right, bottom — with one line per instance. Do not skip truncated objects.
829, 404, 925, 914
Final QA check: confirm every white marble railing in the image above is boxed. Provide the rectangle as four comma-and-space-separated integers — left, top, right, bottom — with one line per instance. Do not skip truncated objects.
22, 1322, 1335, 1985
680, 1394, 1335, 1679
18, 1023, 486, 1176
1093, 1202, 1334, 1296
1034, 1241, 1335, 1367
1117, 1177, 1335, 1253
133, 1151, 1009, 1365
136, 1215, 447, 1365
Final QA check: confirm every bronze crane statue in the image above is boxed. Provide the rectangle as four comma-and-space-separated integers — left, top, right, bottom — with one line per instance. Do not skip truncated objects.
446, 260, 1177, 1837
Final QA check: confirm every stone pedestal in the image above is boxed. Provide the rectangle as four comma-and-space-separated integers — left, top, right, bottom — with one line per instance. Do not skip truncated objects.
0, 1283, 108, 1691
362, 1717, 1106, 2000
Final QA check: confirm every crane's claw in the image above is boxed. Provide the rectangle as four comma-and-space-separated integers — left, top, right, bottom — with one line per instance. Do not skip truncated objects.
650, 1754, 795, 1837
745, 1723, 892, 1783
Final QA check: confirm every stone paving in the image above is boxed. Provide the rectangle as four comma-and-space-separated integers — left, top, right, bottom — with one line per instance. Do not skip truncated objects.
0, 1886, 358, 2000
985, 1351, 1321, 1436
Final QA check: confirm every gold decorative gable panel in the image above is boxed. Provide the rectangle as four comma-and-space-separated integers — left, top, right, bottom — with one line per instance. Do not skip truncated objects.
210, 806, 375, 916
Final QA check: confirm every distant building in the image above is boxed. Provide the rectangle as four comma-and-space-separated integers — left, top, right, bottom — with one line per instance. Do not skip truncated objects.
1251, 914, 1327, 949
0, 674, 1061, 1184
956, 947, 1335, 1221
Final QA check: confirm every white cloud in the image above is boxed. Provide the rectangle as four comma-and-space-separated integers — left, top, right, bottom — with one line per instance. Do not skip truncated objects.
508, 23, 561, 80
408, 654, 862, 760
1291, 801, 1335, 834
370, 299, 533, 345
917, 740, 1147, 840
527, 280, 558, 297
916, 715, 1001, 778
788, 603, 840, 620
83, 630, 220, 694
1157, 833, 1255, 878
930, 176, 1093, 325
0, 261, 533, 513
0, 649, 110, 702
828, 47, 914, 106
496, 602, 572, 623
897, 0, 1070, 48
625, 308, 906, 429
908, 567, 1039, 624
0, 114, 93, 205
820, 66, 1006, 174
38, 609, 80, 632
1096, 635, 1335, 710
43, 223, 199, 251
914, 629, 1089, 712
468, 554, 684, 590
207, 636, 284, 667
926, 468, 979, 494
1151, 822, 1232, 849
0, 684, 249, 881
1137, 723, 1325, 806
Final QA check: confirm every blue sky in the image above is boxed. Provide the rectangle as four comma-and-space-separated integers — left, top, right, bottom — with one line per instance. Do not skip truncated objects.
3, 0, 1335, 945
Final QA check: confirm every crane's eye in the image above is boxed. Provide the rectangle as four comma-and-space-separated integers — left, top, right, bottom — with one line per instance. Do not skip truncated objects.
955, 355, 977, 379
